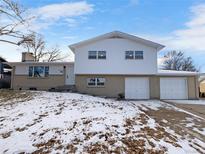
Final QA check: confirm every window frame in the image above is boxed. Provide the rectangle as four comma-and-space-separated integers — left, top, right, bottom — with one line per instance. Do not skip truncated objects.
88, 51, 106, 60
87, 77, 105, 87
96, 77, 105, 86
87, 78, 96, 86
125, 50, 144, 60
135, 51, 144, 59
88, 51, 97, 59
125, 51, 134, 59
97, 51, 106, 59
29, 66, 34, 77
28, 66, 49, 78
45, 66, 49, 77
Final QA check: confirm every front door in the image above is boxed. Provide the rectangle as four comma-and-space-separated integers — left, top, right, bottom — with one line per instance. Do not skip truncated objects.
65, 65, 75, 85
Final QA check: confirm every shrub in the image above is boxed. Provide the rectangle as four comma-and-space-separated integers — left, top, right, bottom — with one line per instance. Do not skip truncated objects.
118, 93, 124, 100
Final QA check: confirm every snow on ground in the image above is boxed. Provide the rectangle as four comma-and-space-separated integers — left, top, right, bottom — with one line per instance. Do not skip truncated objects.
166, 100, 205, 105
0, 91, 204, 153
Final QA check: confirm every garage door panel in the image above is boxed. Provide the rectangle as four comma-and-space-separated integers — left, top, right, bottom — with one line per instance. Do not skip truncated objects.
125, 77, 150, 99
160, 78, 188, 99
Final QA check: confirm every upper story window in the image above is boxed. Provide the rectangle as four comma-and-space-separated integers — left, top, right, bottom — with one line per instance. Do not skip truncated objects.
98, 51, 106, 59
88, 51, 106, 59
88, 51, 97, 59
125, 51, 143, 60
135, 51, 143, 59
29, 66, 49, 78
125, 51, 134, 59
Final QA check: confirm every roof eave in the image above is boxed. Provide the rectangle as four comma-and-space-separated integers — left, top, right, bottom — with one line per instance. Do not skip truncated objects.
157, 73, 199, 76
156, 45, 165, 51
69, 31, 165, 52
4, 61, 74, 66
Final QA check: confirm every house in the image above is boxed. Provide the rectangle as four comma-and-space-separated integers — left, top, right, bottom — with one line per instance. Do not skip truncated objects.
69, 31, 199, 99
0, 57, 12, 88
200, 81, 205, 97
8, 52, 75, 90
8, 31, 199, 99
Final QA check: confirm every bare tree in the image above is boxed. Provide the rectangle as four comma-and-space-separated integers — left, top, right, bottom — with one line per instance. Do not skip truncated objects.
46, 46, 67, 62
0, 0, 32, 45
163, 51, 198, 72
21, 32, 46, 61
22, 32, 67, 62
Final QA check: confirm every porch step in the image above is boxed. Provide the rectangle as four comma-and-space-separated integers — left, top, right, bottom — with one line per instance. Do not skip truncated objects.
48, 85, 77, 92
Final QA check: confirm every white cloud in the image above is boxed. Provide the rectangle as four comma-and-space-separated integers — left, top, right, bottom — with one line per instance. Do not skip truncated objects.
143, 3, 205, 53
129, 0, 139, 6
65, 18, 78, 28
0, 40, 22, 62
186, 4, 205, 27
0, 1, 93, 62
157, 57, 166, 67
139, 4, 205, 70
35, 1, 93, 20
28, 1, 94, 31
62, 35, 77, 40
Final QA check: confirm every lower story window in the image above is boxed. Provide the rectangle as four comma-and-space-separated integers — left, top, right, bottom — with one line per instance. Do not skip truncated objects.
29, 66, 49, 77
29, 66, 33, 77
87, 77, 105, 87
34, 66, 44, 77
97, 78, 105, 86
87, 78, 96, 86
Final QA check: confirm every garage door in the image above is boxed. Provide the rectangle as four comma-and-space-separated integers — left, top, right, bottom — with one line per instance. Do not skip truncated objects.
160, 78, 188, 99
125, 77, 150, 99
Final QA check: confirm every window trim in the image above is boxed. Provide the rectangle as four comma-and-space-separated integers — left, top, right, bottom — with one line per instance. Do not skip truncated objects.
87, 77, 105, 87
125, 51, 134, 59
135, 51, 144, 59
28, 66, 49, 78
125, 50, 144, 60
87, 78, 96, 86
88, 51, 97, 59
98, 51, 106, 59
88, 51, 106, 60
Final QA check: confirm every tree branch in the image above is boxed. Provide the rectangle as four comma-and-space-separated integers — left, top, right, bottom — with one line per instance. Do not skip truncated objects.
0, 39, 18, 45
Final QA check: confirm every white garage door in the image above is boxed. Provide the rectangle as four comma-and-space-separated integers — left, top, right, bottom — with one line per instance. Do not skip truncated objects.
125, 77, 150, 99
160, 78, 188, 99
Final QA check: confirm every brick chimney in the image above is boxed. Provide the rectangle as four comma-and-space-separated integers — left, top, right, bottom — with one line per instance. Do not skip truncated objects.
22, 52, 35, 62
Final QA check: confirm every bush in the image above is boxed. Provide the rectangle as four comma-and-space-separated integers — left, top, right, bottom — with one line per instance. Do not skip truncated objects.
118, 93, 124, 100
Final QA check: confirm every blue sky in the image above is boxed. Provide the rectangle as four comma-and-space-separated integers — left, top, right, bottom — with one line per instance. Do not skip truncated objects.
1, 0, 205, 71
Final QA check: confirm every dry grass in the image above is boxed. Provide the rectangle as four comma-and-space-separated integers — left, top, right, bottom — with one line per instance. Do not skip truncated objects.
28, 111, 184, 154
142, 106, 205, 153
1, 92, 204, 153
0, 90, 33, 106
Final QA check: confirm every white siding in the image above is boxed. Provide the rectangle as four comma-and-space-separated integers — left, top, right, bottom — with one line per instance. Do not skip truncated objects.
15, 65, 64, 75
49, 66, 64, 75
15, 65, 29, 75
74, 38, 158, 75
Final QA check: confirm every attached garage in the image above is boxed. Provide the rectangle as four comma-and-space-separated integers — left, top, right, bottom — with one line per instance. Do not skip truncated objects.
125, 77, 150, 99
75, 71, 198, 99
160, 77, 188, 99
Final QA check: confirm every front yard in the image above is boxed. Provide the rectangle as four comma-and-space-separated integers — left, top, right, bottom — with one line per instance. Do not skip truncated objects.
0, 90, 204, 153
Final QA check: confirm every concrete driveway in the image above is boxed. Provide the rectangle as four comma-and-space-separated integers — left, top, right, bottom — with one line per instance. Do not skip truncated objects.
164, 100, 205, 119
